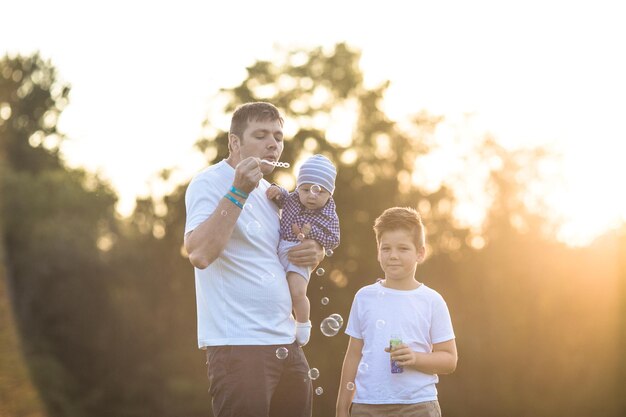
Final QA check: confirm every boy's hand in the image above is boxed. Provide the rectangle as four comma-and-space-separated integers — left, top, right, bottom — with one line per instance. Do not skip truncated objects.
266, 185, 281, 200
385, 343, 419, 367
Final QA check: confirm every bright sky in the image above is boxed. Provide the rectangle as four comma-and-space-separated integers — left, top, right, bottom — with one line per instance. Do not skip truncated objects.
2, 0, 625, 245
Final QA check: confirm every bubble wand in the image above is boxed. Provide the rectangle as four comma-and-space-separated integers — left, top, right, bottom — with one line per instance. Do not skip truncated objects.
260, 160, 290, 168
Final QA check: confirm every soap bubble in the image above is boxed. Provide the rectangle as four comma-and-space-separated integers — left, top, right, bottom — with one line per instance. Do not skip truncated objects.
358, 362, 369, 373
297, 233, 306, 241
321, 297, 329, 305
308, 368, 320, 380
220, 210, 228, 216
315, 268, 325, 276
346, 382, 355, 391
310, 184, 321, 195
320, 317, 340, 336
260, 271, 276, 284
375, 319, 386, 329
325, 248, 334, 257
328, 313, 344, 329
246, 221, 262, 236
315, 387, 324, 395
275, 347, 288, 360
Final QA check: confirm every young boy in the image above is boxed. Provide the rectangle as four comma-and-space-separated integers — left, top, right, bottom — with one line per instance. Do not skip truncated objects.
336, 207, 457, 417
266, 154, 340, 346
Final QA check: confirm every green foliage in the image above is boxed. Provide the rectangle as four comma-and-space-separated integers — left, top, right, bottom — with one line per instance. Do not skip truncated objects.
1, 45, 623, 417
1, 53, 120, 417
0, 52, 68, 173
0, 234, 46, 417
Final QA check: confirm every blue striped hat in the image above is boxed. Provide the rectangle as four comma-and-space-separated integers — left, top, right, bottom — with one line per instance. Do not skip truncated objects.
296, 154, 337, 194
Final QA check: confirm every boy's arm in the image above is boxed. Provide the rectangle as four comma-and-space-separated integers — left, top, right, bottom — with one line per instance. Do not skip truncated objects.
387, 338, 458, 375
336, 337, 363, 417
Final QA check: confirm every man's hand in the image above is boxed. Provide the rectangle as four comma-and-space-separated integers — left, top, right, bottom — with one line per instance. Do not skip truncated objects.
233, 157, 263, 194
288, 237, 324, 267
266, 185, 281, 201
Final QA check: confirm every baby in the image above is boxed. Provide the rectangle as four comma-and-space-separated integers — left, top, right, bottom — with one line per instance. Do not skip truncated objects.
266, 154, 340, 346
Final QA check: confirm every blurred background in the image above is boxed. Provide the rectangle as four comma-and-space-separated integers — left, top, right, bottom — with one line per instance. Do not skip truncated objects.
1, 1, 625, 417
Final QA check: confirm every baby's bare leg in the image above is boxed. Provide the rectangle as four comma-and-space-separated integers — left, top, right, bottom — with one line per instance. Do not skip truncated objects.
287, 272, 310, 322
287, 272, 312, 346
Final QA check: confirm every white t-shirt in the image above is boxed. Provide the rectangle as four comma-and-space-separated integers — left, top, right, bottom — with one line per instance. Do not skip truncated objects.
184, 160, 295, 348
345, 281, 455, 404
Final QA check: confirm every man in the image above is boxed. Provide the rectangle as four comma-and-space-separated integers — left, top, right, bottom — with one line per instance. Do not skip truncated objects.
184, 102, 324, 417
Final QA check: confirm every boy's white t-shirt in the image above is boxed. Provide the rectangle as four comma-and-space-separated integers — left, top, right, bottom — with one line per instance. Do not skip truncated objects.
345, 281, 455, 404
185, 160, 295, 348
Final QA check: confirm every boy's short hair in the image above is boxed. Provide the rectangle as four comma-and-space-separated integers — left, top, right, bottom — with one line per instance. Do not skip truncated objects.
373, 207, 426, 249
229, 102, 284, 141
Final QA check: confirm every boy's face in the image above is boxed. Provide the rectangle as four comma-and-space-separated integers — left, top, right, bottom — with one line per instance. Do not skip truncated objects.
377, 228, 425, 282
297, 183, 331, 210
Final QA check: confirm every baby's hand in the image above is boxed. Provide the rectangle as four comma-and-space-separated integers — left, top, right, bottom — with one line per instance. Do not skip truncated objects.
266, 185, 281, 201
291, 223, 312, 241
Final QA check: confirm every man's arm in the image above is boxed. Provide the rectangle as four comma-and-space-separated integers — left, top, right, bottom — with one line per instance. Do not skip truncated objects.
336, 337, 363, 417
185, 197, 242, 269
387, 338, 458, 375
185, 157, 263, 269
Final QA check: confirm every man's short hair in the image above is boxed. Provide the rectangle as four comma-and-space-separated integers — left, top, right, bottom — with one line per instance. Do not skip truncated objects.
373, 207, 426, 249
229, 102, 284, 141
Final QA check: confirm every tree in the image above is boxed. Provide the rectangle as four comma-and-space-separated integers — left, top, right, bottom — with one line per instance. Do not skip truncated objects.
4, 44, 620, 417
0, 163, 46, 417
1, 52, 119, 417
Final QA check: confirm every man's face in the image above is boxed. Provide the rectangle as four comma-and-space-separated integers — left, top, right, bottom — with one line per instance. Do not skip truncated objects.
237, 118, 284, 174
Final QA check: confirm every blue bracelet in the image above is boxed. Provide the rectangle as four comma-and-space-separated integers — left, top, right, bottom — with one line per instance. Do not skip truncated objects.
224, 193, 244, 209
230, 186, 249, 199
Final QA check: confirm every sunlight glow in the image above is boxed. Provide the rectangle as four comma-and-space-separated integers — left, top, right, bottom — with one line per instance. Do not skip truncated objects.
549, 142, 626, 246
3, 0, 624, 245
325, 99, 358, 147
406, 112, 626, 246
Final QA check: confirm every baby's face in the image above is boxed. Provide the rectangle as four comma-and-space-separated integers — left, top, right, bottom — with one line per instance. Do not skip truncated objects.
297, 183, 331, 210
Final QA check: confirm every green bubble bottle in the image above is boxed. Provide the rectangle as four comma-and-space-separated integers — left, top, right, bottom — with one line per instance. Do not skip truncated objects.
390, 334, 403, 374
